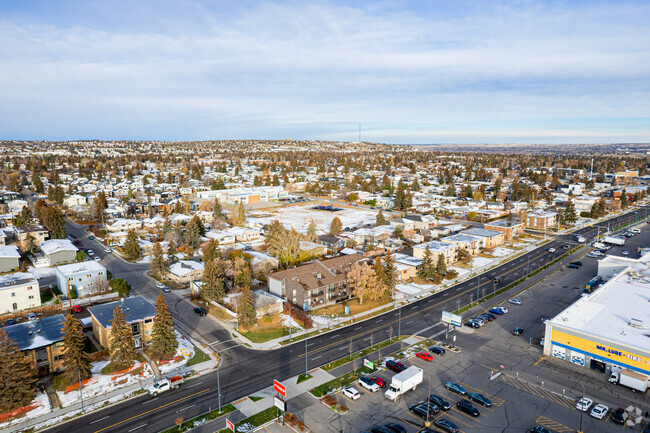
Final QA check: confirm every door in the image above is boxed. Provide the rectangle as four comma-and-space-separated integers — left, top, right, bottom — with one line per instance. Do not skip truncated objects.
134, 338, 142, 349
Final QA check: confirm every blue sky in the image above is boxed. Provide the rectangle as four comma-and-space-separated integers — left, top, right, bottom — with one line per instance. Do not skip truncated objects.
1, 0, 649, 144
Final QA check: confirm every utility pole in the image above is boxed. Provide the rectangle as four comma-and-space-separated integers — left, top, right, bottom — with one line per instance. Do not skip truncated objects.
305, 337, 308, 377
77, 366, 85, 412
476, 275, 480, 304
578, 382, 585, 433
398, 307, 401, 339
217, 365, 222, 412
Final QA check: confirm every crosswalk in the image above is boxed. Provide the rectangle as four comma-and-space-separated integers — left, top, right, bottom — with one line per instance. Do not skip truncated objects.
535, 415, 576, 432
502, 375, 575, 410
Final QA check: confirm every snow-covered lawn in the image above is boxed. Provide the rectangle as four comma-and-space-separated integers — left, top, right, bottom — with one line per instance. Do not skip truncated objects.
491, 247, 514, 258
448, 266, 470, 278
57, 359, 154, 408
28, 266, 57, 279
279, 313, 302, 329
0, 393, 51, 429
469, 257, 493, 268
158, 331, 196, 374
395, 283, 434, 296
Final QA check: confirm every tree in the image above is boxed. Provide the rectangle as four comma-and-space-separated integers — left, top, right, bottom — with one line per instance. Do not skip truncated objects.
167, 239, 177, 264
94, 190, 108, 222
419, 247, 435, 279
17, 205, 32, 226
212, 198, 223, 220
201, 259, 225, 302
376, 209, 386, 226
347, 262, 385, 304
382, 250, 397, 290
329, 217, 343, 236
237, 286, 257, 328
202, 239, 220, 264
620, 189, 629, 209
0, 329, 37, 412
61, 314, 91, 384
123, 229, 141, 259
22, 233, 37, 254
150, 242, 168, 277
76, 250, 87, 262
109, 278, 131, 297
564, 200, 577, 224
42, 206, 67, 239
185, 216, 203, 249
151, 294, 178, 359
445, 184, 456, 197
436, 254, 447, 275
306, 220, 317, 242
109, 306, 136, 370
235, 202, 246, 226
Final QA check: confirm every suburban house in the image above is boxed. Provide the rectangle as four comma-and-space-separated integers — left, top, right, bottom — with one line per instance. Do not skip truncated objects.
63, 194, 87, 207
0, 272, 40, 313
89, 296, 157, 349
12, 224, 49, 252
403, 214, 437, 230
441, 233, 483, 256
39, 239, 78, 266
3, 315, 65, 376
143, 215, 166, 229
389, 218, 416, 231
268, 254, 368, 310
228, 289, 284, 318
226, 226, 262, 242
168, 260, 205, 284
317, 234, 345, 252
462, 228, 505, 249
393, 253, 423, 281
483, 219, 524, 241
246, 250, 280, 273
299, 241, 327, 257
412, 241, 458, 263
0, 245, 21, 273
55, 261, 108, 298
525, 210, 558, 230
105, 218, 143, 232
0, 214, 16, 228
205, 230, 237, 245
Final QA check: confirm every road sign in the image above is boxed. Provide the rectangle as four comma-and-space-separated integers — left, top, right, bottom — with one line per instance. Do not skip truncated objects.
363, 359, 374, 369
274, 396, 287, 411
442, 310, 462, 327
226, 419, 235, 432
273, 379, 287, 397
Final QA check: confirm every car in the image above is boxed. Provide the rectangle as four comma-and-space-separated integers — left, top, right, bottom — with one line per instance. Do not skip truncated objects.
104, 247, 112, 253
386, 360, 406, 372
94, 256, 101, 261
512, 327, 524, 335
27, 313, 37, 321
567, 263, 580, 269
468, 392, 492, 407
384, 423, 407, 433
478, 313, 496, 321
5, 319, 16, 326
371, 377, 386, 388
342, 387, 360, 400
156, 282, 166, 289
88, 235, 94, 240
370, 426, 394, 433
493, 277, 501, 284
622, 250, 630, 256
416, 352, 433, 361
576, 397, 593, 412
409, 403, 436, 420
508, 299, 522, 305
590, 403, 609, 419
570, 261, 583, 266
194, 307, 207, 316
465, 320, 480, 328
456, 399, 480, 416
433, 418, 459, 433
86, 249, 95, 256
428, 394, 451, 411
358, 376, 380, 392
562, 244, 569, 249
430, 346, 446, 356
72, 305, 82, 313
163, 287, 171, 292
496, 306, 508, 314
530, 426, 552, 433
548, 248, 556, 252
489, 308, 505, 315
444, 381, 467, 395
611, 407, 628, 425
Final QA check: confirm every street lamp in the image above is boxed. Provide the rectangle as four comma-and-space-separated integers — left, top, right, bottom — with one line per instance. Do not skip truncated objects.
217, 365, 222, 412
578, 382, 585, 433
77, 366, 85, 412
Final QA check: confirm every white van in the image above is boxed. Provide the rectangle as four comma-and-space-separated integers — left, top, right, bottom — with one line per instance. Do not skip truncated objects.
629, 228, 641, 234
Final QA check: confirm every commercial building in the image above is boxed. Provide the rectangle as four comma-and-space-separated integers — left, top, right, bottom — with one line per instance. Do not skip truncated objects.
89, 296, 157, 349
0, 272, 40, 313
196, 186, 288, 205
543, 253, 650, 376
463, 228, 505, 249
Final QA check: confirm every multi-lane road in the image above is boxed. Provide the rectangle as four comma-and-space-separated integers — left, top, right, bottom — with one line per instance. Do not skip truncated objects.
47, 206, 650, 433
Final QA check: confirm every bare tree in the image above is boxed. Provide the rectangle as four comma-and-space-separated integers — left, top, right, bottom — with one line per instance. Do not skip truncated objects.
90, 275, 109, 295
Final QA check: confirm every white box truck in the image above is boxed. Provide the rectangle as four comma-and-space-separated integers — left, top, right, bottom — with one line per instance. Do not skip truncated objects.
604, 236, 625, 246
593, 241, 606, 249
608, 369, 648, 392
385, 366, 423, 400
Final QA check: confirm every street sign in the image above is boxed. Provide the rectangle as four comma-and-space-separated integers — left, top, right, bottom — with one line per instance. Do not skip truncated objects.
442, 310, 462, 327
273, 379, 287, 397
274, 396, 287, 411
226, 419, 235, 432
363, 359, 374, 369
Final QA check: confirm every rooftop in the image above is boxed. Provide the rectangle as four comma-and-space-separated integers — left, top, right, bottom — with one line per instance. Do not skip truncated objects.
0, 245, 21, 258
463, 228, 503, 238
40, 239, 78, 255
169, 260, 205, 276
4, 315, 65, 351
0, 272, 37, 289
413, 240, 456, 253
89, 296, 157, 328
56, 260, 106, 275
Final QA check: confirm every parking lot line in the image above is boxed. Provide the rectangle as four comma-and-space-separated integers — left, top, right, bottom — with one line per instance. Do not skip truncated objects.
337, 391, 361, 403
397, 416, 422, 430
533, 356, 545, 366
451, 408, 481, 422
535, 416, 575, 432
443, 412, 475, 428
504, 376, 576, 410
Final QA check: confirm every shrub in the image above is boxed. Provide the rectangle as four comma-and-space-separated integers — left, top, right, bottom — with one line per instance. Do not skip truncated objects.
298, 421, 305, 431
445, 270, 458, 280
323, 394, 337, 406
284, 413, 292, 423
432, 274, 443, 284
289, 413, 299, 426
263, 315, 272, 323
284, 303, 313, 328
339, 404, 348, 412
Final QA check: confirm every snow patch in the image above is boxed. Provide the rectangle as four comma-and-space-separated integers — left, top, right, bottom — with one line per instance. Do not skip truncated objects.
28, 266, 57, 279
279, 314, 302, 329
0, 393, 51, 429
158, 331, 196, 374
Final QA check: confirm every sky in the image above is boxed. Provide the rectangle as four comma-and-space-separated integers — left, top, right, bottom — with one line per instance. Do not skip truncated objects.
1, 0, 649, 144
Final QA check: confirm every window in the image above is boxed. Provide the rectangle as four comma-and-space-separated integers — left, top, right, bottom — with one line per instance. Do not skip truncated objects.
144, 318, 153, 324
29, 295, 34, 299
55, 342, 64, 348
54, 355, 63, 361
11, 292, 15, 297
145, 330, 152, 336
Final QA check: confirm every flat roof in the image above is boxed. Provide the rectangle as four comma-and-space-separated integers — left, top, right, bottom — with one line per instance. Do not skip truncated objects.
40, 239, 78, 255
0, 272, 37, 289
0, 245, 21, 258
56, 260, 106, 275
3, 315, 65, 351
89, 296, 157, 328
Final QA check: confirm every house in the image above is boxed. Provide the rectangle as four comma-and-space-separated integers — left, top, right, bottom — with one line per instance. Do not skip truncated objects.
246, 250, 280, 273
299, 241, 327, 257
63, 194, 87, 207
403, 214, 437, 230
317, 235, 345, 252
0, 272, 40, 313
393, 253, 423, 281
143, 215, 166, 229
13, 224, 49, 252
268, 255, 368, 310
227, 226, 262, 242
483, 219, 525, 241
168, 260, 205, 284
389, 218, 416, 231
8, 199, 29, 214
3, 315, 65, 376
0, 213, 16, 228
0, 190, 20, 204
0, 230, 5, 245
228, 290, 284, 318
525, 210, 558, 230
105, 218, 142, 232
462, 228, 505, 249
89, 296, 157, 349
412, 241, 458, 264
39, 239, 78, 266
0, 245, 21, 273
205, 230, 236, 245
55, 261, 108, 298
441, 233, 482, 256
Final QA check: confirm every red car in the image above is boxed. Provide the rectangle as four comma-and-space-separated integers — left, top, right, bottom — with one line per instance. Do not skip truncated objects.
371, 377, 386, 388
72, 305, 82, 313
416, 352, 433, 362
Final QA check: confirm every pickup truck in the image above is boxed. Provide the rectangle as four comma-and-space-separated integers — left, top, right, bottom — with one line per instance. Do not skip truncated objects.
147, 375, 184, 396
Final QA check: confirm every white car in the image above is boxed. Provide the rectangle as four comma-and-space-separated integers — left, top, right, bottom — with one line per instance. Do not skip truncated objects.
86, 249, 95, 256
590, 403, 609, 419
622, 251, 629, 256
497, 307, 508, 314
104, 247, 112, 253
548, 248, 556, 252
508, 299, 522, 305
358, 377, 380, 392
342, 387, 360, 400
156, 282, 166, 289
576, 397, 593, 412
94, 256, 101, 261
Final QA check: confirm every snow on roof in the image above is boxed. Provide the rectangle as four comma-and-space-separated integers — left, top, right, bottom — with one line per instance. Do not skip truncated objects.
89, 296, 157, 329
40, 239, 78, 255
4, 315, 65, 351
393, 253, 423, 267
0, 245, 21, 258
169, 260, 205, 277
245, 250, 278, 265
413, 241, 456, 253
0, 272, 37, 289
56, 260, 106, 275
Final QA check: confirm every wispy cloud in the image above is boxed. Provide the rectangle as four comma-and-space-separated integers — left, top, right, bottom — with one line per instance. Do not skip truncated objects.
0, 0, 649, 143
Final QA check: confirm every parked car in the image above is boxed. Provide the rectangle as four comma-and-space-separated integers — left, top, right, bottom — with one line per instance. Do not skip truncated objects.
88, 235, 94, 240
570, 261, 582, 266
444, 381, 467, 395
342, 387, 360, 400
611, 408, 628, 425
468, 392, 492, 407
194, 307, 208, 316
156, 282, 166, 289
430, 346, 446, 356
86, 249, 95, 256
512, 327, 524, 335
590, 403, 609, 419
567, 263, 580, 269
358, 376, 380, 392
489, 308, 505, 315
428, 394, 451, 411
94, 256, 101, 261
72, 305, 82, 313
622, 251, 630, 256
508, 299, 522, 305
409, 403, 436, 421
576, 397, 593, 412
371, 377, 386, 388
5, 319, 16, 326
386, 360, 406, 373
548, 248, 556, 252
27, 313, 37, 321
416, 352, 433, 361
530, 426, 552, 433
384, 423, 407, 433
104, 247, 112, 253
163, 287, 171, 292
456, 399, 480, 416
433, 418, 459, 433
465, 320, 480, 328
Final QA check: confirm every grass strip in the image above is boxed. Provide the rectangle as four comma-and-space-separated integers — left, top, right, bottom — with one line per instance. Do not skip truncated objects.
322, 336, 406, 371
161, 404, 236, 433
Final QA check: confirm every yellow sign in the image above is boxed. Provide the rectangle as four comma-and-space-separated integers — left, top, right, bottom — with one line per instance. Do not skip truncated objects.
551, 330, 650, 373
180, 348, 191, 357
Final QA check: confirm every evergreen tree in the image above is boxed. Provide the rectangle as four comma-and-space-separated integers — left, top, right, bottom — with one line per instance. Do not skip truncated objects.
95, 190, 108, 218
419, 247, 434, 279
42, 206, 67, 238
620, 189, 629, 209
123, 229, 141, 259
184, 216, 203, 249
151, 294, 178, 359
236, 202, 246, 226
109, 278, 131, 297
329, 217, 343, 236
436, 254, 447, 275
237, 286, 257, 328
0, 330, 37, 412
411, 177, 420, 191
17, 205, 32, 226
31, 171, 44, 193
212, 198, 223, 220
445, 184, 456, 197
167, 240, 177, 264
174, 200, 183, 214
394, 182, 405, 210
382, 250, 397, 290
61, 314, 91, 383
376, 209, 387, 225
150, 242, 168, 277
306, 220, 317, 242
109, 306, 135, 370
564, 200, 577, 224
161, 219, 172, 237
201, 259, 225, 302
202, 239, 220, 263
